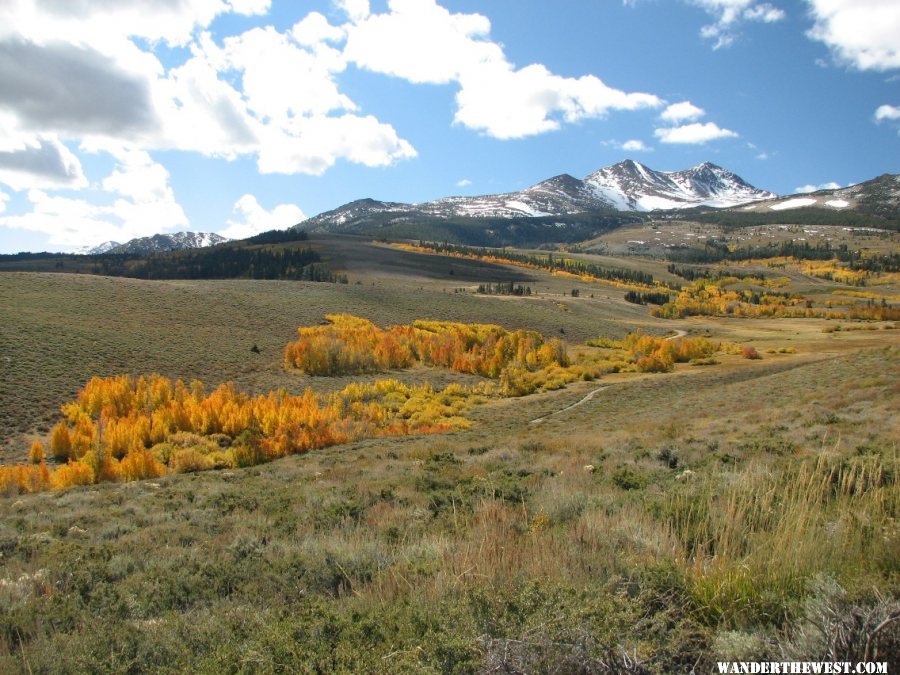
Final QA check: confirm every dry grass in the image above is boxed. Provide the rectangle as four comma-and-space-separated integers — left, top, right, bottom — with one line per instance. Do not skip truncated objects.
0, 238, 897, 672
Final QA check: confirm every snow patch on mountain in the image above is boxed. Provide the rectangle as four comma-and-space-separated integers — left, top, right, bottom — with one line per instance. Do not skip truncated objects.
75, 241, 122, 255
770, 198, 818, 211
104, 232, 230, 255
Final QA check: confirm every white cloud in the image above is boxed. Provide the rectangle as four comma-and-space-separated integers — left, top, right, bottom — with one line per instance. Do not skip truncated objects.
621, 139, 651, 152
292, 12, 346, 46
0, 1, 415, 180
455, 63, 660, 139
224, 27, 354, 121
654, 122, 738, 144
795, 181, 841, 193
806, 0, 900, 71
660, 101, 705, 123
875, 104, 900, 121
344, 0, 501, 85
335, 0, 371, 24
150, 42, 259, 159
256, 114, 416, 175
345, 0, 661, 139
0, 190, 8, 214
0, 151, 188, 248
0, 0, 246, 49
456, 178, 472, 187
227, 0, 270, 16
634, 0, 786, 49
220, 194, 305, 239
742, 4, 785, 23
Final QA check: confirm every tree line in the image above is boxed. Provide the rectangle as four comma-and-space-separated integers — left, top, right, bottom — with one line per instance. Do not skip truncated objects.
411, 242, 655, 287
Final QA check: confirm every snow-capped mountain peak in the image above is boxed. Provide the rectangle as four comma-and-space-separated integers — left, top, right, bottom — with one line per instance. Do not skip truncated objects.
300, 160, 777, 231
74, 241, 122, 255
583, 160, 776, 211
93, 232, 230, 255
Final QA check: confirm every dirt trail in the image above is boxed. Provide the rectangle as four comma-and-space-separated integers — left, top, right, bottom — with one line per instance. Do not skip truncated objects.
528, 328, 687, 424
529, 386, 612, 425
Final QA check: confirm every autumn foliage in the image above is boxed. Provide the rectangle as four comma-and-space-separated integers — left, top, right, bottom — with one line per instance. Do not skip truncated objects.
623, 332, 719, 373
0, 371, 492, 495
284, 314, 569, 379
1, 317, 734, 496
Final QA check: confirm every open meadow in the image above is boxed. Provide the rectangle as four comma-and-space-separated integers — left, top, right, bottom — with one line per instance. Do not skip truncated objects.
1, 235, 897, 672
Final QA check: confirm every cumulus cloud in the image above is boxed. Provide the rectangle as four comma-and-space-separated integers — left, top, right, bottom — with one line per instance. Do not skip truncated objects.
224, 26, 354, 121
149, 41, 260, 159
795, 181, 841, 193
292, 12, 346, 46
0, 190, 8, 214
220, 194, 306, 239
0, 38, 158, 138
621, 139, 651, 152
255, 114, 416, 176
0, 150, 188, 248
654, 122, 738, 144
875, 104, 900, 121
3, 0, 257, 48
806, 0, 900, 71
456, 178, 472, 187
343, 0, 502, 84
345, 0, 660, 139
336, 0, 371, 24
454, 63, 660, 139
0, 0, 415, 182
654, 100, 737, 145
660, 101, 705, 123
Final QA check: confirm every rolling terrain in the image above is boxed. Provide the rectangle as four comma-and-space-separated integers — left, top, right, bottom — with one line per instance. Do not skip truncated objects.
0, 221, 898, 671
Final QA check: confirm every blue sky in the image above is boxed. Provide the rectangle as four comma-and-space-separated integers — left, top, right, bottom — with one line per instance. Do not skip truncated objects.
0, 0, 898, 253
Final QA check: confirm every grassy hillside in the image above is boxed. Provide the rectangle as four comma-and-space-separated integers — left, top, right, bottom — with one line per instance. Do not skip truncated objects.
0, 244, 655, 460
0, 238, 897, 672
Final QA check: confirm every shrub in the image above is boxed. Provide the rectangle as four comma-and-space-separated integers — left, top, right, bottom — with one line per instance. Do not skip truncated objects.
120, 449, 167, 481
169, 448, 214, 474
612, 466, 648, 490
741, 346, 762, 360
51, 460, 95, 489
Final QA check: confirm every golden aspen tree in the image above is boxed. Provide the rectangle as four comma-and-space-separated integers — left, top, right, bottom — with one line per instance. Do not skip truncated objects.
49, 421, 73, 461
29, 440, 45, 464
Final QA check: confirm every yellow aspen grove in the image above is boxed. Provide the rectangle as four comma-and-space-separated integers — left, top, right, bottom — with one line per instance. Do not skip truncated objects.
0, 318, 729, 496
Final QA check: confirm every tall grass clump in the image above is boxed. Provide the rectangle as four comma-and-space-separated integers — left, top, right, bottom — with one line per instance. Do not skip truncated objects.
661, 453, 898, 627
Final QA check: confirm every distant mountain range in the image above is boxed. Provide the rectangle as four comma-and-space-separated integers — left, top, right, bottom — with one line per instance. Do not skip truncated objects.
79, 232, 229, 255
298, 160, 778, 232
68, 166, 899, 255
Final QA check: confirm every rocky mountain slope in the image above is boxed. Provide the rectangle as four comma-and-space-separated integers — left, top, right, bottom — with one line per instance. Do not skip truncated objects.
299, 160, 777, 232
83, 232, 230, 255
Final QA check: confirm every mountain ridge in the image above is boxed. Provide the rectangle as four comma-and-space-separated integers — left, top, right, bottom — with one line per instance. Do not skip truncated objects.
298, 160, 778, 232
80, 232, 230, 255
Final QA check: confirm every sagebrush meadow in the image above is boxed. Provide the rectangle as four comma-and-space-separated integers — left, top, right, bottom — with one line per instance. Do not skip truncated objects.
1, 222, 897, 672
